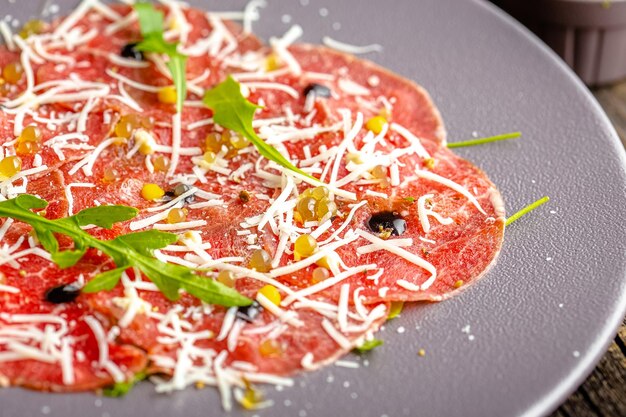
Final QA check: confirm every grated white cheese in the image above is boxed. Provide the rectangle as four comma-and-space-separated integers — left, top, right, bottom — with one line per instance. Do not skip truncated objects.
390, 123, 430, 159
65, 140, 111, 175
153, 220, 208, 231
396, 280, 420, 292
65, 183, 95, 216
356, 229, 437, 290
322, 36, 383, 54
321, 319, 352, 349
242, 0, 267, 34
417, 193, 454, 234
256, 293, 304, 327
269, 25, 303, 75
83, 316, 108, 366
129, 210, 172, 231
216, 307, 238, 341
356, 238, 413, 255
337, 284, 350, 332
318, 201, 367, 245
0, 21, 15, 51
106, 52, 150, 68
416, 170, 486, 215
338, 78, 371, 96
60, 337, 75, 385
167, 112, 183, 177
364, 190, 388, 199
243, 81, 299, 99
0, 284, 19, 294
281, 264, 375, 306
146, 187, 197, 213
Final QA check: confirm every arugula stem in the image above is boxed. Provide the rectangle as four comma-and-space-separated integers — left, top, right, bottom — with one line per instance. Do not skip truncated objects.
134, 3, 187, 113
447, 132, 521, 149
0, 196, 251, 307
203, 76, 316, 180
505, 196, 550, 226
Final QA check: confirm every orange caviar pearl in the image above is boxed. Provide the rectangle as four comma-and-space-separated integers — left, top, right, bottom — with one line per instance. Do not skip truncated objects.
0, 156, 22, 180
15, 141, 39, 156
217, 270, 236, 288
248, 249, 272, 272
259, 339, 282, 357
167, 208, 188, 224
102, 167, 120, 183
2, 62, 23, 84
152, 155, 169, 172
311, 267, 330, 284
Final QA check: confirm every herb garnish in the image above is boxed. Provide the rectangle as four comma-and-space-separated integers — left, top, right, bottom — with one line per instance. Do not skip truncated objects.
202, 76, 312, 179
505, 196, 550, 226
354, 338, 384, 353
387, 301, 404, 319
0, 195, 251, 307
447, 131, 521, 149
103, 371, 147, 397
134, 2, 187, 113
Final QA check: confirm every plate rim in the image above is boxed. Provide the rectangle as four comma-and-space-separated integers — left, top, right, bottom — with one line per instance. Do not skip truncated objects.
481, 1, 626, 415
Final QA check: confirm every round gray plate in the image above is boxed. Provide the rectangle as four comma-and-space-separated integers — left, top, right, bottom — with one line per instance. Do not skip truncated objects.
2, 0, 626, 416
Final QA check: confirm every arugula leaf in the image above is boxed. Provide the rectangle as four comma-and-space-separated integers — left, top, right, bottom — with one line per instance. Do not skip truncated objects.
75, 206, 137, 229
103, 371, 147, 397
134, 2, 187, 113
447, 131, 521, 148
0, 195, 251, 307
505, 196, 550, 226
203, 76, 313, 179
135, 2, 163, 37
354, 338, 384, 353
86, 267, 127, 292
114, 229, 177, 257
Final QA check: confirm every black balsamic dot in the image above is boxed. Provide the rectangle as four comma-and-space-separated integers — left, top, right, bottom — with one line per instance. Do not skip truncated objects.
120, 43, 144, 61
367, 211, 407, 236
236, 301, 263, 323
45, 284, 81, 304
303, 83, 332, 99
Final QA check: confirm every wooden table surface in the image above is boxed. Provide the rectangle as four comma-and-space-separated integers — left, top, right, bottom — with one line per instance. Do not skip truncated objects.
550, 84, 626, 417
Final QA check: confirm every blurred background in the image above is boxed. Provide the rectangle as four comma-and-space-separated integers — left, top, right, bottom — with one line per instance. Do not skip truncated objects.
492, 0, 626, 150
492, 0, 626, 86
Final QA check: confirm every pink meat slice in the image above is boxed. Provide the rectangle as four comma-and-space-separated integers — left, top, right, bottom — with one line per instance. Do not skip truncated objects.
0, 173, 147, 391
0, 3, 504, 394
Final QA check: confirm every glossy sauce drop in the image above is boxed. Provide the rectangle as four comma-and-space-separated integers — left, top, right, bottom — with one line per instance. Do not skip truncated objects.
44, 284, 81, 304
367, 211, 407, 236
303, 83, 332, 99
120, 42, 144, 61
236, 301, 263, 323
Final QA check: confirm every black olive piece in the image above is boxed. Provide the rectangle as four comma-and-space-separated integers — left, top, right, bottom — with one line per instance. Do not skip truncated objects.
45, 284, 81, 304
236, 301, 263, 323
120, 42, 144, 61
303, 83, 332, 99
367, 211, 407, 236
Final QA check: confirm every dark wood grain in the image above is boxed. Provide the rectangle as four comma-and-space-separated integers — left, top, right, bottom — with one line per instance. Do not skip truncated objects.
550, 85, 626, 417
